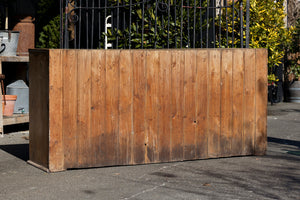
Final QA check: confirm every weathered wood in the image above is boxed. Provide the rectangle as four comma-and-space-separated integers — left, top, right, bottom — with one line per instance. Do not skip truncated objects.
29, 49, 268, 172
29, 50, 49, 168
3, 114, 29, 126
91, 50, 106, 166
255, 49, 268, 155
48, 49, 64, 171
133, 50, 146, 164
105, 50, 120, 165
195, 50, 209, 159
208, 50, 221, 158
119, 50, 133, 165
77, 50, 92, 167
183, 50, 197, 160
145, 51, 160, 163
158, 50, 171, 162
220, 49, 233, 157
170, 50, 185, 161
243, 49, 256, 155
62, 49, 78, 169
232, 50, 244, 156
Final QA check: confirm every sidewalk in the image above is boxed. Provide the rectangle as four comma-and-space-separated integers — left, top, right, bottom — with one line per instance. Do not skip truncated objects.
0, 103, 299, 200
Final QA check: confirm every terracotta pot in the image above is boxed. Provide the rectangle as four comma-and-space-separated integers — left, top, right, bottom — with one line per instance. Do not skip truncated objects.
2, 95, 17, 116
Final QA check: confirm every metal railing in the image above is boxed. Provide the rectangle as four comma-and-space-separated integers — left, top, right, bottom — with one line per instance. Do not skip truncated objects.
60, 0, 250, 49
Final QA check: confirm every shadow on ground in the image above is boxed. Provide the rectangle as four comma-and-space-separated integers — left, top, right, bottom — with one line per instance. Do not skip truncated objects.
268, 137, 300, 148
0, 144, 29, 161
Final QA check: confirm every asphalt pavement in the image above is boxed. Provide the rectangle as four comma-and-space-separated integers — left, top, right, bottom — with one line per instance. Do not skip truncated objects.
0, 102, 299, 200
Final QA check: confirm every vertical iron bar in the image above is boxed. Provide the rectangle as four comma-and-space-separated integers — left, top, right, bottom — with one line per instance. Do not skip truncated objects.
123, 0, 126, 48
78, 0, 82, 49
129, 0, 132, 49
240, 0, 243, 48
180, 0, 183, 48
206, 0, 209, 48
246, 0, 250, 48
116, 0, 119, 49
219, 1, 221, 48
225, 0, 228, 48
212, 0, 215, 48
60, 0, 63, 48
154, 0, 158, 48
174, 0, 177, 48
98, 0, 101, 49
232, 0, 235, 48
161, 3, 165, 48
200, 0, 203, 48
86, 0, 89, 49
91, 0, 95, 48
187, 0, 190, 48
193, 0, 196, 48
142, 0, 145, 49
167, 0, 170, 48
64, 0, 69, 48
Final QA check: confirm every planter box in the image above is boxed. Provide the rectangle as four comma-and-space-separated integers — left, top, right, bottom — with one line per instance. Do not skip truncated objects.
28, 49, 268, 172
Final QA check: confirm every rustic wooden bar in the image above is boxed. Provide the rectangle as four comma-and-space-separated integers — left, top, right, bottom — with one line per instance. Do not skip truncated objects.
28, 49, 268, 172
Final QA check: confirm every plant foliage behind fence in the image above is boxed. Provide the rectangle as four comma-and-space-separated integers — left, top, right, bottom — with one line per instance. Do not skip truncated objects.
61, 0, 250, 49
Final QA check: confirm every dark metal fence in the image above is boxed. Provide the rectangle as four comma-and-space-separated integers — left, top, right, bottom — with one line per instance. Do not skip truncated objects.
60, 0, 250, 49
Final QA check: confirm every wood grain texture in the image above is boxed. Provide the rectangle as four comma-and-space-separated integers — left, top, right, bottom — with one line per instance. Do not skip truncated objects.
255, 49, 268, 155
195, 50, 209, 159
243, 49, 256, 155
48, 49, 64, 171
62, 50, 78, 169
170, 50, 185, 161
132, 50, 146, 164
158, 50, 171, 162
208, 50, 221, 158
183, 50, 197, 160
105, 50, 120, 165
29, 50, 50, 168
220, 50, 233, 157
119, 50, 133, 165
91, 50, 106, 166
145, 51, 160, 163
77, 50, 92, 167
232, 50, 244, 156
29, 49, 268, 172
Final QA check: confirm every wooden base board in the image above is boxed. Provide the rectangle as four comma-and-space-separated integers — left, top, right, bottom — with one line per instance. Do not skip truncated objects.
27, 160, 50, 173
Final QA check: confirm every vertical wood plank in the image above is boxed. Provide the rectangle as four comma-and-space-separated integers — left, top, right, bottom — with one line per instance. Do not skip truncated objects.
170, 50, 185, 161
208, 50, 221, 158
195, 50, 209, 159
29, 50, 50, 169
77, 50, 92, 167
243, 49, 256, 155
158, 50, 171, 162
145, 51, 160, 163
232, 50, 244, 156
91, 50, 106, 166
255, 49, 268, 155
220, 49, 233, 157
183, 50, 197, 160
105, 50, 120, 165
132, 50, 146, 164
119, 50, 133, 165
49, 49, 64, 171
62, 49, 78, 169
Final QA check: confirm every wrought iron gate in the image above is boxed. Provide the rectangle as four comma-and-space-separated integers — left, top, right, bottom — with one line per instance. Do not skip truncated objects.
60, 0, 250, 49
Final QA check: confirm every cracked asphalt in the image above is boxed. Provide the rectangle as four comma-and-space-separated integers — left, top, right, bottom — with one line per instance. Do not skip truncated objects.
0, 102, 299, 200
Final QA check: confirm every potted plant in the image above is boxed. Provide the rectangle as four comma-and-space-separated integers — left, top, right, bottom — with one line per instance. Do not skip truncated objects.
286, 18, 300, 103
